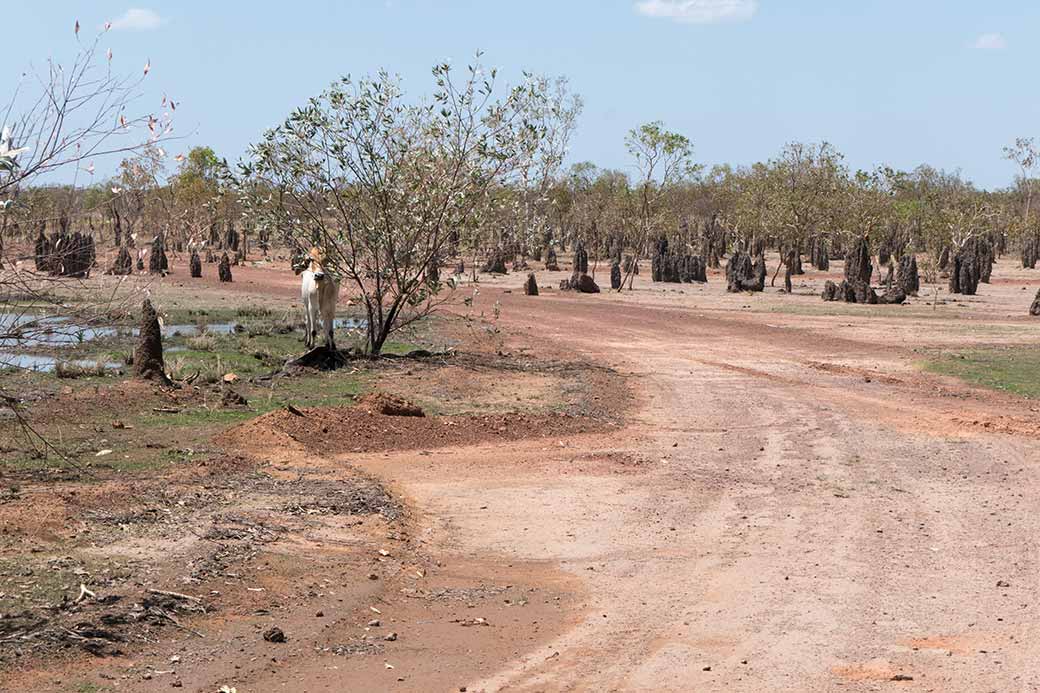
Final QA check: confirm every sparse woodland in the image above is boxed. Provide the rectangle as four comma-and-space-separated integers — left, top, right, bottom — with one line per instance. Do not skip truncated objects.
3, 37, 1040, 358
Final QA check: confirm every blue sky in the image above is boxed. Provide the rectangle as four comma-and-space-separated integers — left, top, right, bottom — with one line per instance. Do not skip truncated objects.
8, 1, 1040, 188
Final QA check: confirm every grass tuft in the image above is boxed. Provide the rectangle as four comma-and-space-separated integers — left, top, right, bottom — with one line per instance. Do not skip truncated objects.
923, 346, 1040, 399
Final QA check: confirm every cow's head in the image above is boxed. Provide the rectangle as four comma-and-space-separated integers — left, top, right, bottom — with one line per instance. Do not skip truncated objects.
308, 247, 328, 281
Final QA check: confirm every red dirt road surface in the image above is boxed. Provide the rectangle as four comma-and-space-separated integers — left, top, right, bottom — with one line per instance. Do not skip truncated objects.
5, 261, 1040, 692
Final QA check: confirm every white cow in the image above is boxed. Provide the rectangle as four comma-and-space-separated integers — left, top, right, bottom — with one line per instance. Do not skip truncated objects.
297, 247, 340, 350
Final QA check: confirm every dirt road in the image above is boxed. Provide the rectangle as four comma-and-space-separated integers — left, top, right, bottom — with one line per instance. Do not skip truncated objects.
360, 279, 1040, 691
6, 264, 1040, 692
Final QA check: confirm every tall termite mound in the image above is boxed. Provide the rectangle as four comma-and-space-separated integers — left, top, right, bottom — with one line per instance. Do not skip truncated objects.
148, 235, 169, 275
897, 254, 919, 296
109, 246, 133, 275
218, 253, 233, 282
133, 299, 171, 385
544, 247, 560, 271
948, 237, 989, 295
524, 272, 539, 296
725, 250, 765, 293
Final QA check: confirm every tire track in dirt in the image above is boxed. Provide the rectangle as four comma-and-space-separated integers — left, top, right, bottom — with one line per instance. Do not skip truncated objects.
406, 289, 1040, 691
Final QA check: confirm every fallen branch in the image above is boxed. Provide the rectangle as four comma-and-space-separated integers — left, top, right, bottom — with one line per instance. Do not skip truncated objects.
74, 583, 97, 604
147, 607, 204, 638
146, 588, 202, 603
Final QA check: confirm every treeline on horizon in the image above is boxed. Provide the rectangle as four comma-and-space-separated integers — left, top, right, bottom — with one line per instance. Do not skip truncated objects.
6, 138, 1039, 272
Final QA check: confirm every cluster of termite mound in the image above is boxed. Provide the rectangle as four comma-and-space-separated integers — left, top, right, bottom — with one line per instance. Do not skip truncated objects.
34, 227, 96, 278
821, 237, 914, 304
651, 237, 707, 284
558, 240, 600, 293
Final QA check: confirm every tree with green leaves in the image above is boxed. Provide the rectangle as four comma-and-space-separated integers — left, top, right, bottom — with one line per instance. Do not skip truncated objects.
244, 55, 556, 355
621, 121, 697, 290
1003, 137, 1040, 267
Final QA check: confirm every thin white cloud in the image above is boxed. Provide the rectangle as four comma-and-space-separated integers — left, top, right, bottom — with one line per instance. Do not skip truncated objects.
109, 8, 163, 31
974, 32, 1006, 50
634, 0, 758, 24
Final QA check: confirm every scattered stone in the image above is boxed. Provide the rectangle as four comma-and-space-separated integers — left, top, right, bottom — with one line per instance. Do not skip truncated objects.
263, 627, 286, 643
384, 632, 398, 642
221, 387, 248, 408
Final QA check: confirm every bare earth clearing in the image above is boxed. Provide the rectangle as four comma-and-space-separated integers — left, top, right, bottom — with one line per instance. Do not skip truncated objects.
3, 256, 1040, 692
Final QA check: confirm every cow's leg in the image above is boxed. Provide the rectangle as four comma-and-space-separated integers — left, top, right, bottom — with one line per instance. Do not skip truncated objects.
309, 299, 320, 350
303, 292, 315, 349
321, 294, 336, 351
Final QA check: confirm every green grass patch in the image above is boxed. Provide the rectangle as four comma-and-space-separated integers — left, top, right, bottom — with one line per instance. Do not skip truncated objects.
134, 406, 270, 428
380, 340, 424, 356
73, 684, 111, 693
133, 371, 366, 431
923, 346, 1040, 399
